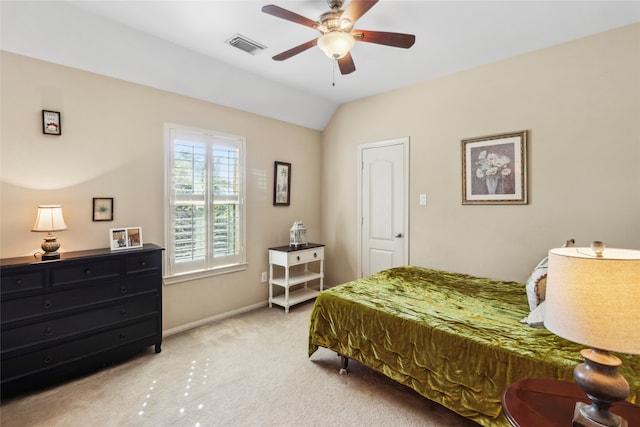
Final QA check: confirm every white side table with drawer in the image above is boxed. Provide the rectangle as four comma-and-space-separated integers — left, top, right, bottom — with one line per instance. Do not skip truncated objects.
268, 243, 324, 313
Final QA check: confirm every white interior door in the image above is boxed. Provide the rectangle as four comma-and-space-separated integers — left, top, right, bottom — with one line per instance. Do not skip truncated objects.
359, 138, 409, 277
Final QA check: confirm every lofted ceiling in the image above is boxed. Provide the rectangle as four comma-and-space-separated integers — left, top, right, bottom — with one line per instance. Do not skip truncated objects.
2, 1, 640, 130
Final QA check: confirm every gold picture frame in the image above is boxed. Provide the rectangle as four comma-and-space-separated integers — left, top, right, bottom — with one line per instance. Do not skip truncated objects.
462, 130, 528, 205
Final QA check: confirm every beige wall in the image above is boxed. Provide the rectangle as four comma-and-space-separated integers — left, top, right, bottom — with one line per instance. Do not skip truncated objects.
0, 52, 322, 331
2, 23, 639, 330
321, 24, 640, 286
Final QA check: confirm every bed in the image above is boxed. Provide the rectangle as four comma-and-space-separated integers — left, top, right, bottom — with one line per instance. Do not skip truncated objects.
308, 266, 640, 426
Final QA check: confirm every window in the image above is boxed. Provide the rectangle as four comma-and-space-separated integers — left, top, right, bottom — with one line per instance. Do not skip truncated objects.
164, 124, 246, 282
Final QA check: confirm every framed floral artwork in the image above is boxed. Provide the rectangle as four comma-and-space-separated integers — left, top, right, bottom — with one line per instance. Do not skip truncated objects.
273, 161, 291, 206
461, 130, 528, 205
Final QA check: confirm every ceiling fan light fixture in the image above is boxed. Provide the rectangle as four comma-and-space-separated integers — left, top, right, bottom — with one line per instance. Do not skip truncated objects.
317, 31, 355, 59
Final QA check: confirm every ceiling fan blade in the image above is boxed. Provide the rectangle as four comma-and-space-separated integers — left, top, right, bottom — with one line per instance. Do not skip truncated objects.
353, 30, 416, 48
337, 53, 356, 75
272, 39, 318, 61
342, 0, 378, 25
262, 4, 318, 29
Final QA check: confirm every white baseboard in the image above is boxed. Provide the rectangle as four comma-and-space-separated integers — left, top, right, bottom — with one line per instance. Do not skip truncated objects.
162, 300, 269, 337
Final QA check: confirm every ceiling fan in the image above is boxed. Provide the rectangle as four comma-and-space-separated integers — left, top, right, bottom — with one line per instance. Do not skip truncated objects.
262, 0, 416, 75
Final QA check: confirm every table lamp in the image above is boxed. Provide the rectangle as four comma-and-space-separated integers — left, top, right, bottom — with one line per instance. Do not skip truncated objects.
544, 242, 640, 427
31, 204, 68, 260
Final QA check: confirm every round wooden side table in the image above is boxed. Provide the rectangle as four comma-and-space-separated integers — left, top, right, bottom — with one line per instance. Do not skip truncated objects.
502, 378, 640, 427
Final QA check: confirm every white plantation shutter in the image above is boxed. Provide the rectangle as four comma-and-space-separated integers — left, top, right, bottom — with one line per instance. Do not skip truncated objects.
165, 125, 245, 278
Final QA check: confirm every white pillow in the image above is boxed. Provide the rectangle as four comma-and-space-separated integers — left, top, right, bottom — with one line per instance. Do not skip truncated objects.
520, 300, 546, 328
525, 257, 548, 311
525, 239, 574, 311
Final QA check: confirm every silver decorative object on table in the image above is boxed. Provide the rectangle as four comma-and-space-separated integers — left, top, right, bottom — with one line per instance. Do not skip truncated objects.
289, 221, 308, 248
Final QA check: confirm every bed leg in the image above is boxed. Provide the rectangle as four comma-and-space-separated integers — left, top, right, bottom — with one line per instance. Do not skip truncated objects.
338, 354, 349, 375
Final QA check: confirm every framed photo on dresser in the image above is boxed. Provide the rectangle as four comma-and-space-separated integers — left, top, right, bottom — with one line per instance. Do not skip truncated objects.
110, 227, 143, 251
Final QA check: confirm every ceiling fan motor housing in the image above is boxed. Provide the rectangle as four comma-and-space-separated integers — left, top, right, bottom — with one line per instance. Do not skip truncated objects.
317, 10, 350, 33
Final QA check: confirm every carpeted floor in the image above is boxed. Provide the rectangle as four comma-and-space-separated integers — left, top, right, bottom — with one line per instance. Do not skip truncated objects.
1, 301, 479, 426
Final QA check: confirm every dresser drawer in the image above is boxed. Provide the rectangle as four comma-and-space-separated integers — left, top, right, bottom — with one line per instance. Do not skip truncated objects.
1, 294, 159, 354
1, 270, 45, 295
51, 258, 122, 287
287, 247, 324, 265
1, 317, 159, 383
1, 276, 159, 324
125, 251, 162, 275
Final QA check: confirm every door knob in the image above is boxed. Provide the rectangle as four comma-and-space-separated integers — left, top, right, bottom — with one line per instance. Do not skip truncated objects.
395, 233, 403, 238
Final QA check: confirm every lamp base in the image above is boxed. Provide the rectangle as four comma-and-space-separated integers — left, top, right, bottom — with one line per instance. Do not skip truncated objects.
41, 233, 61, 260
573, 402, 627, 427
572, 349, 630, 427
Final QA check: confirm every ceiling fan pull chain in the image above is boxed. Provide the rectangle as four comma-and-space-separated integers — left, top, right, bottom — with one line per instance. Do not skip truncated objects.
332, 59, 337, 87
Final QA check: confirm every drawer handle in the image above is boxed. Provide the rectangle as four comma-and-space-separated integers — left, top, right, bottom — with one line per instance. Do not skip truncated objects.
314, 252, 318, 258
43, 355, 52, 364
84, 268, 92, 276
120, 309, 127, 317
119, 333, 126, 340
44, 327, 53, 336
296, 256, 300, 261
140, 260, 147, 267
16, 278, 23, 285
120, 286, 128, 294
43, 300, 52, 309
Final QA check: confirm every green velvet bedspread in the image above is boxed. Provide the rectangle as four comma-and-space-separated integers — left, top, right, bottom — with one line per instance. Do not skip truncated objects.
308, 266, 640, 427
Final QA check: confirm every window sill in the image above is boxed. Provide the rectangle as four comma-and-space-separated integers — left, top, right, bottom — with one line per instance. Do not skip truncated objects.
163, 262, 248, 285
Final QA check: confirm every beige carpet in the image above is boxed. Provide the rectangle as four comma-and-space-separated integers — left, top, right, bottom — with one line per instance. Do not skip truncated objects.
1, 301, 479, 427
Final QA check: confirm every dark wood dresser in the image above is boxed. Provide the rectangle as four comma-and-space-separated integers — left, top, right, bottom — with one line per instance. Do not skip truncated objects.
0, 244, 163, 394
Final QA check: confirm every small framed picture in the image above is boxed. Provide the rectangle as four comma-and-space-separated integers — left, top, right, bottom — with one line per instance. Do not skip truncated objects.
93, 197, 114, 221
42, 110, 61, 135
273, 161, 291, 206
461, 130, 528, 205
110, 227, 143, 251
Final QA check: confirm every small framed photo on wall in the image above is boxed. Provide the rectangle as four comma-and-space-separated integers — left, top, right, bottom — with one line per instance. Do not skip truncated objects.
93, 197, 114, 221
273, 161, 291, 206
42, 110, 61, 135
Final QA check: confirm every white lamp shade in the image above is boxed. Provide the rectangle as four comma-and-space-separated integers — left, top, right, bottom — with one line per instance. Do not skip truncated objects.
544, 247, 640, 355
31, 205, 68, 232
317, 31, 355, 59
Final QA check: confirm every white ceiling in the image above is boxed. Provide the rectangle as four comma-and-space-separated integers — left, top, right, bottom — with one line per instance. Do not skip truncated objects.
2, 1, 640, 130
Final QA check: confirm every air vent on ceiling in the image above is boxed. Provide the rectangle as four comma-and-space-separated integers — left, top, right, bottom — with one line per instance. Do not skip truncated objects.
226, 34, 267, 55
